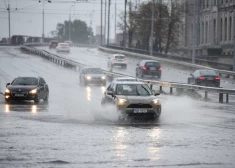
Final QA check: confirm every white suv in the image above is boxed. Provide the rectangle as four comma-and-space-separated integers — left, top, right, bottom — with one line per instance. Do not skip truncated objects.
108, 54, 127, 68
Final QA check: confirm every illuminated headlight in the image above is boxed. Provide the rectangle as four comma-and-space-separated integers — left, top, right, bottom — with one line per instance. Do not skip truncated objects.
5, 89, 10, 93
29, 89, 37, 94
5, 95, 10, 99
152, 99, 159, 104
86, 76, 91, 80
118, 98, 127, 104
102, 76, 106, 80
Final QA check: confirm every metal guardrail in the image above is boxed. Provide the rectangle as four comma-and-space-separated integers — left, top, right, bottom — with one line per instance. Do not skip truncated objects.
21, 46, 235, 103
100, 45, 235, 79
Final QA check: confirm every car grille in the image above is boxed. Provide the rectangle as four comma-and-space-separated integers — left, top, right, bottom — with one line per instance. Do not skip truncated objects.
127, 104, 152, 108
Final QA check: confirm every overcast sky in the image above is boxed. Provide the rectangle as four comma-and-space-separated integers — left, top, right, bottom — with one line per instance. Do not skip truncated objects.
0, 0, 144, 40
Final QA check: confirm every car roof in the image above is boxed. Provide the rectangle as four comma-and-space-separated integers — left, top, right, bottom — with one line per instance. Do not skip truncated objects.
115, 77, 137, 81
113, 81, 147, 85
50, 40, 58, 42
141, 60, 159, 63
112, 54, 125, 57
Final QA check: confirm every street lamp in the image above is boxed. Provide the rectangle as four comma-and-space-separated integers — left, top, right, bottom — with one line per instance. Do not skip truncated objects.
69, 4, 75, 41
39, 0, 51, 43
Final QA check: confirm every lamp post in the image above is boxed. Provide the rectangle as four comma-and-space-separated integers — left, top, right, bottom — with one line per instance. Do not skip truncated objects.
150, 0, 155, 56
39, 0, 51, 43
69, 4, 74, 41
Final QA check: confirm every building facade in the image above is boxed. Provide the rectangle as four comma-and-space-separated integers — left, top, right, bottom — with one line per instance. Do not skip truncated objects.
183, 0, 235, 57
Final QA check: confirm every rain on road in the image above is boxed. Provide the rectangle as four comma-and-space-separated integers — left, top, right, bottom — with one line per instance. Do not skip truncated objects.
0, 46, 235, 168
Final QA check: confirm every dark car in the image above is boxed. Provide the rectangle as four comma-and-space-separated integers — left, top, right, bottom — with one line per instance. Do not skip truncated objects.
79, 67, 106, 86
49, 40, 59, 49
5, 77, 49, 103
187, 69, 220, 87
136, 60, 162, 79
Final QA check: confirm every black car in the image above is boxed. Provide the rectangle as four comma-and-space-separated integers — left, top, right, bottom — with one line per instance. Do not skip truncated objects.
79, 67, 106, 86
187, 69, 220, 87
49, 40, 59, 49
136, 60, 162, 79
5, 77, 49, 103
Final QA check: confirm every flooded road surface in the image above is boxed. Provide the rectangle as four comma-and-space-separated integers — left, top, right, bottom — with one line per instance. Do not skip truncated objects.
0, 47, 235, 168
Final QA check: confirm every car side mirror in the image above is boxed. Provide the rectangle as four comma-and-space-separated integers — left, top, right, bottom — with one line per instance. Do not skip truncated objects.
153, 90, 160, 96
6, 83, 10, 87
107, 91, 114, 96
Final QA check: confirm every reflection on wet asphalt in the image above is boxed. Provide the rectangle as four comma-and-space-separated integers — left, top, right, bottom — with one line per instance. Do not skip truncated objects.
0, 47, 235, 168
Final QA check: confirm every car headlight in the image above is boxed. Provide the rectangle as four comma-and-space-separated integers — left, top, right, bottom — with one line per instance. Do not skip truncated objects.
29, 89, 37, 94
118, 98, 127, 104
86, 76, 91, 80
152, 99, 159, 104
5, 89, 10, 93
102, 76, 106, 80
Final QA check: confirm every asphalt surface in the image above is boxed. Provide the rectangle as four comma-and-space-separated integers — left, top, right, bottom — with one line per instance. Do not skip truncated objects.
0, 46, 235, 168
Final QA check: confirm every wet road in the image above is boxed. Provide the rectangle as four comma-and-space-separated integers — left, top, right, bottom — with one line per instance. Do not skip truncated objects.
37, 46, 235, 89
1, 47, 235, 167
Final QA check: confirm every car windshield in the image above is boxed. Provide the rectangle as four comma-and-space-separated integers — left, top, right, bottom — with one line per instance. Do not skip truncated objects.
85, 68, 103, 74
145, 62, 160, 67
200, 70, 217, 76
12, 77, 38, 85
59, 43, 69, 46
115, 55, 125, 59
116, 84, 152, 96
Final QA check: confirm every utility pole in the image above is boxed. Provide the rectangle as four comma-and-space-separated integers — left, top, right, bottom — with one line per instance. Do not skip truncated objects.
124, 0, 127, 49
150, 0, 155, 56
107, 0, 111, 46
42, 0, 45, 43
115, 1, 117, 41
104, 0, 107, 45
192, 0, 198, 64
7, 3, 11, 44
233, 15, 235, 71
101, 0, 103, 45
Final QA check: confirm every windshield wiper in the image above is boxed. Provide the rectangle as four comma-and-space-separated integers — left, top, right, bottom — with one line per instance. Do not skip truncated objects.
140, 85, 150, 96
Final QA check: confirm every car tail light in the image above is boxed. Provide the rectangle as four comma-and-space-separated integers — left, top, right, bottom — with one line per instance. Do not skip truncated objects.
199, 76, 205, 80
67, 46, 70, 48
112, 58, 116, 60
49, 42, 52, 45
215, 77, 220, 81
142, 66, 147, 70
159, 67, 162, 71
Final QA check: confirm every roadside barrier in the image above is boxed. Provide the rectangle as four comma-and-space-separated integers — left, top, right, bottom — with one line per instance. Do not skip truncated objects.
21, 45, 235, 103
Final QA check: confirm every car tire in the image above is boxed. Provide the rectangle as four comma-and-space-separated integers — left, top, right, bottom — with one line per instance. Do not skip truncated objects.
43, 93, 49, 102
187, 78, 191, 84
154, 105, 161, 119
34, 95, 40, 104
136, 71, 138, 77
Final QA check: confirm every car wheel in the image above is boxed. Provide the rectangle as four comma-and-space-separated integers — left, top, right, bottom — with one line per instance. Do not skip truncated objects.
154, 105, 161, 118
135, 71, 138, 77
43, 93, 49, 102
34, 95, 40, 104
187, 78, 191, 84
140, 71, 144, 79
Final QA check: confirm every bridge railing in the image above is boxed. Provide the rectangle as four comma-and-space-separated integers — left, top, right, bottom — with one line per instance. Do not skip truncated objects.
20, 45, 235, 103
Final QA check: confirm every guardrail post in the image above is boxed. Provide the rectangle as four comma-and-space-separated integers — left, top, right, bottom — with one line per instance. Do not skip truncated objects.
205, 91, 208, 101
170, 87, 173, 94
226, 94, 229, 103
160, 86, 162, 92
150, 84, 153, 90
219, 93, 223, 103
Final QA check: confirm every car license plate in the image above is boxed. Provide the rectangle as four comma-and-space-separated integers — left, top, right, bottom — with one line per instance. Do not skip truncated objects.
207, 77, 213, 80
15, 94, 24, 97
117, 60, 123, 62
150, 67, 156, 70
133, 109, 147, 113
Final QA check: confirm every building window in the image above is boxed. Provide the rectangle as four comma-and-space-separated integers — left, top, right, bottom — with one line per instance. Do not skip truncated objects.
229, 17, 232, 41
213, 19, 216, 43
202, 22, 204, 44
220, 18, 223, 41
225, 17, 227, 41
206, 21, 208, 43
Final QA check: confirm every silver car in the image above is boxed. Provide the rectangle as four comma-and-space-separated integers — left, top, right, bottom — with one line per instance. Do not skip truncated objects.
101, 81, 161, 119
56, 43, 70, 53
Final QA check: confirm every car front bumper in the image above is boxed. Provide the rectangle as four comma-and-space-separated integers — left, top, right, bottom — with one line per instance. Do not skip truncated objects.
5, 93, 38, 101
